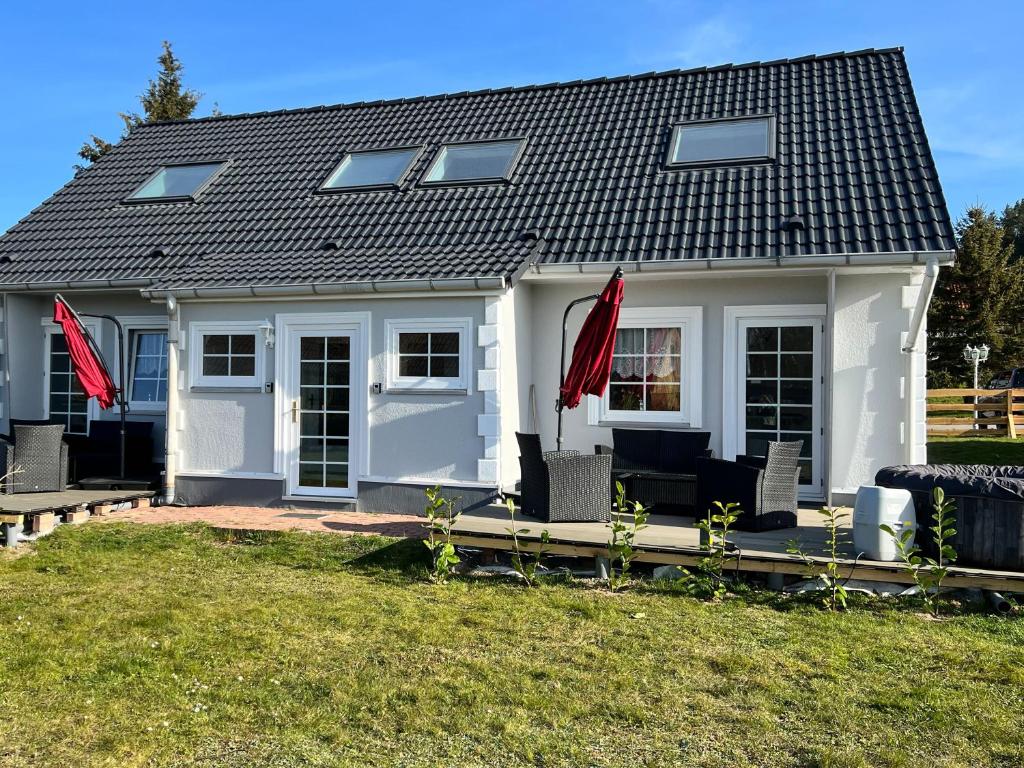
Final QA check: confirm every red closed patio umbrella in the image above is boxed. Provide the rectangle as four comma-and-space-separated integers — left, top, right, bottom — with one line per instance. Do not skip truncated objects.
53, 294, 127, 478
557, 267, 624, 448
53, 296, 117, 409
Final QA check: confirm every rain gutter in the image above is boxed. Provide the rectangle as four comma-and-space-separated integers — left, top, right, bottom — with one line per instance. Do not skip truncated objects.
141, 275, 507, 300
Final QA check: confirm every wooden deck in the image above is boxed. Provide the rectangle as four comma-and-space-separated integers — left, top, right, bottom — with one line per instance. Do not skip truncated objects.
0, 489, 153, 515
449, 505, 1024, 592
1, 489, 155, 546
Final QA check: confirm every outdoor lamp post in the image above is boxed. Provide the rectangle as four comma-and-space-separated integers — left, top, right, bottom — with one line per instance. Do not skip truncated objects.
963, 343, 990, 414
963, 343, 990, 390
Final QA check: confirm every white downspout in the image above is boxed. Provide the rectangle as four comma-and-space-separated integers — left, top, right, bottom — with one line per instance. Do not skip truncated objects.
825, 269, 836, 507
163, 295, 180, 503
902, 256, 941, 463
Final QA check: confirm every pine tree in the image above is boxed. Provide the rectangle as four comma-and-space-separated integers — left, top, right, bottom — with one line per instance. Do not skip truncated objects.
928, 207, 1024, 386
1001, 199, 1024, 263
77, 41, 202, 166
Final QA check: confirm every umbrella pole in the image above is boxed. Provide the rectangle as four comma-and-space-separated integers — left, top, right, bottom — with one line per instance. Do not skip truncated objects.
76, 311, 128, 479
556, 293, 600, 450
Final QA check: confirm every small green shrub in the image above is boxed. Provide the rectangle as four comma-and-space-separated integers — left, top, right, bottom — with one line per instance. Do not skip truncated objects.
787, 506, 851, 611
607, 481, 649, 590
678, 501, 741, 600
504, 496, 550, 586
422, 485, 462, 583
881, 486, 958, 617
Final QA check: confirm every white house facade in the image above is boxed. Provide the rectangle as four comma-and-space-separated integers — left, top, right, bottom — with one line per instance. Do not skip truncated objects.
0, 48, 954, 511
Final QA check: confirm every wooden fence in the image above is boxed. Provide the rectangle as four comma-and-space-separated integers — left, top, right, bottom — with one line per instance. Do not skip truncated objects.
926, 388, 1024, 438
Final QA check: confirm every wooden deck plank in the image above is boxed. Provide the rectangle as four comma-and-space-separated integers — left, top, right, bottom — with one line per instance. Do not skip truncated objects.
449, 505, 1024, 592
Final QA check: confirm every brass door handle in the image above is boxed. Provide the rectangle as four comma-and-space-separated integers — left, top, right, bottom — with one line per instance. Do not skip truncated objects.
291, 400, 299, 423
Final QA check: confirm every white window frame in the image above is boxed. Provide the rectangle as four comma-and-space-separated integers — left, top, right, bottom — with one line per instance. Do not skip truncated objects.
588, 306, 703, 427
119, 317, 169, 413
385, 318, 472, 393
41, 319, 102, 434
188, 320, 267, 389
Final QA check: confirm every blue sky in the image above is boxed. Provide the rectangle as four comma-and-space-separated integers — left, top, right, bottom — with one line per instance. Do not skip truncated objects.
1, 0, 1021, 233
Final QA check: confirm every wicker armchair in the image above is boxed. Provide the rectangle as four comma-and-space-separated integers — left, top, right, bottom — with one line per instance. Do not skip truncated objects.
695, 440, 802, 531
516, 432, 612, 523
0, 424, 70, 494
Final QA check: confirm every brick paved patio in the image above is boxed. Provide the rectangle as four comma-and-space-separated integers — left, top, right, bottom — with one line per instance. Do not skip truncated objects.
102, 504, 425, 538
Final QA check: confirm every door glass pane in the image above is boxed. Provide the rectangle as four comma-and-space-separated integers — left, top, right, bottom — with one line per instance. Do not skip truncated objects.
746, 327, 777, 352
742, 323, 817, 488
746, 354, 777, 378
296, 335, 351, 491
780, 353, 813, 378
746, 379, 777, 404
48, 333, 89, 435
781, 326, 813, 351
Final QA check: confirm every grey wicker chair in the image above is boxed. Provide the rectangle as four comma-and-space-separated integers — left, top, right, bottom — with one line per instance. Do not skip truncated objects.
516, 432, 612, 523
695, 440, 802, 531
0, 424, 70, 494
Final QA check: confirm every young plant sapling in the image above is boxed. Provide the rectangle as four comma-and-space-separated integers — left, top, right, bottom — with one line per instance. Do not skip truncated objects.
881, 486, 958, 617
422, 485, 462, 583
505, 496, 551, 586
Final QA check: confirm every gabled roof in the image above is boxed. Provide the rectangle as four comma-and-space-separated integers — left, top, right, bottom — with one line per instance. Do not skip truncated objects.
0, 47, 954, 292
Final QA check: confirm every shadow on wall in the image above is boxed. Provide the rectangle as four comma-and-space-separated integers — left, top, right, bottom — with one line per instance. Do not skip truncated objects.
833, 279, 906, 486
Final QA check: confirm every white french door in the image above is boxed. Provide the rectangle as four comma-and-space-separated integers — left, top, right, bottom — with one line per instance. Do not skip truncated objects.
280, 318, 366, 498
730, 313, 824, 500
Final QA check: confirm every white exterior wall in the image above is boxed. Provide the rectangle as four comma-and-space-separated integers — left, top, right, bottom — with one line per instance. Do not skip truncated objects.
526, 274, 827, 461
174, 295, 494, 489
524, 268, 926, 499
830, 269, 927, 495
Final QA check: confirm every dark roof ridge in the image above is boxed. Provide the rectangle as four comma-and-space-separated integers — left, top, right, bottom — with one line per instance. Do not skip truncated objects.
137, 46, 906, 129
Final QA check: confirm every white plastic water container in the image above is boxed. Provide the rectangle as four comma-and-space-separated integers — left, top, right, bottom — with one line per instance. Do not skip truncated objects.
853, 485, 916, 561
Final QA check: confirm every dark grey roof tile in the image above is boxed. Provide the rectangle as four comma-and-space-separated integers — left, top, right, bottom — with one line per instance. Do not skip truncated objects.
0, 48, 953, 289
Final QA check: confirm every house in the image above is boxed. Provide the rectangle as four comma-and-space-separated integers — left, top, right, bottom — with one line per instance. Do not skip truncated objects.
0, 47, 954, 511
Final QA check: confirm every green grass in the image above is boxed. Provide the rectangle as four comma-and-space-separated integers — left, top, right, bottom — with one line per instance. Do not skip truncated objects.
1, 524, 1023, 768
928, 437, 1024, 465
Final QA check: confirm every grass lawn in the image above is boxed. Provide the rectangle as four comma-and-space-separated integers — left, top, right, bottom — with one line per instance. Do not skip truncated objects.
928, 437, 1024, 465
1, 525, 1022, 768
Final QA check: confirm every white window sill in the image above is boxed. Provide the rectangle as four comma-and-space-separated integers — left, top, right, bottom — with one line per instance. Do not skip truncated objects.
385, 386, 469, 395
189, 385, 265, 394
128, 403, 167, 414
596, 418, 696, 429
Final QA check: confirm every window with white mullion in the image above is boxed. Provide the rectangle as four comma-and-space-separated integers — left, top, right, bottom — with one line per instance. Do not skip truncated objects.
201, 334, 256, 378
592, 307, 702, 427
128, 330, 168, 407
607, 326, 683, 414
386, 320, 470, 392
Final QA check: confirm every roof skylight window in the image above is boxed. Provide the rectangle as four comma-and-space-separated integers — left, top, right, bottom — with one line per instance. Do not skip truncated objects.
128, 162, 225, 201
321, 147, 420, 190
422, 139, 524, 184
669, 117, 773, 166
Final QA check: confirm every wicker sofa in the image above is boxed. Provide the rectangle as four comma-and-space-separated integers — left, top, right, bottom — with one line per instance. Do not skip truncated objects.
595, 428, 712, 513
875, 464, 1024, 570
516, 432, 612, 523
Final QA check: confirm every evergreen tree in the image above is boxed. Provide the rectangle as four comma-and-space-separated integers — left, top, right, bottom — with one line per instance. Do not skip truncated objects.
1001, 198, 1024, 263
78, 41, 202, 166
928, 206, 1024, 386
